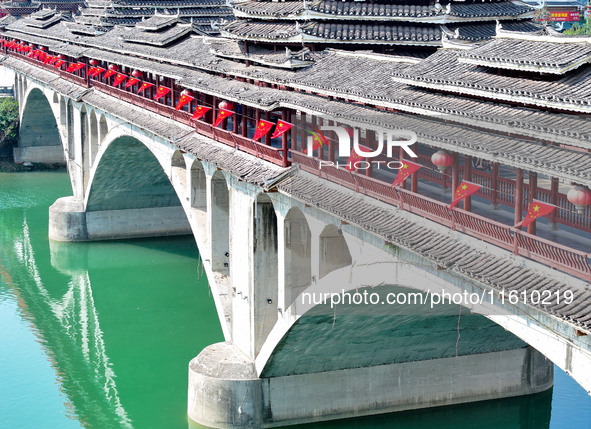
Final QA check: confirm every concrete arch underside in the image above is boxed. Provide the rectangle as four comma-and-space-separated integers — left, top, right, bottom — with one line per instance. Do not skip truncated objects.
256, 237, 591, 394
15, 83, 64, 163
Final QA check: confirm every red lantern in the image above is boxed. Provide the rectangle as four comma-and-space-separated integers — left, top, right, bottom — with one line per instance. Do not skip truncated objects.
431, 149, 453, 173
108, 64, 119, 71
181, 89, 193, 97
89, 59, 99, 66
58, 54, 67, 60
39, 46, 47, 51
218, 100, 234, 111
567, 185, 591, 214
131, 69, 143, 78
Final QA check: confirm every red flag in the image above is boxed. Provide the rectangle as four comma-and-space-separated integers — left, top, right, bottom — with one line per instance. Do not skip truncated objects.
253, 119, 274, 140
87, 66, 96, 75
271, 120, 292, 139
305, 127, 327, 152
449, 181, 481, 210
391, 160, 422, 187
27, 51, 35, 58
137, 82, 153, 94
175, 93, 194, 110
153, 86, 170, 100
43, 55, 54, 65
47, 56, 57, 65
53, 59, 65, 68
112, 73, 127, 86
37, 51, 46, 61
125, 77, 139, 88
191, 105, 210, 120
104, 69, 117, 79
90, 67, 105, 77
213, 109, 234, 127
66, 63, 85, 73
516, 200, 556, 228
345, 146, 372, 172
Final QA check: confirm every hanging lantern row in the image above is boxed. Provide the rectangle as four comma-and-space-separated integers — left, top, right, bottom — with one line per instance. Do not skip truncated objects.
431, 149, 453, 173
567, 185, 591, 214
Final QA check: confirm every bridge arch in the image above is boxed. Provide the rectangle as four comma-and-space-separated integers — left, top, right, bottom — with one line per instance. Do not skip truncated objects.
81, 126, 192, 242
17, 86, 63, 163
211, 170, 230, 274
284, 206, 312, 308
319, 224, 352, 278
190, 159, 207, 212
86, 128, 184, 211
98, 114, 108, 144
253, 193, 279, 355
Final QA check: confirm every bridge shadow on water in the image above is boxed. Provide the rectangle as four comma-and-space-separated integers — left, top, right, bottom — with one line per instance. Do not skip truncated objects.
291, 389, 553, 429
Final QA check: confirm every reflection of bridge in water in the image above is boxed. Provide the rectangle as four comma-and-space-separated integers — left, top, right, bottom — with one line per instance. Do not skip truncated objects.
2, 19, 591, 427
0, 205, 223, 428
5, 216, 132, 428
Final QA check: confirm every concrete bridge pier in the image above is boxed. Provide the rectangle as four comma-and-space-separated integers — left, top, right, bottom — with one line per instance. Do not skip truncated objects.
187, 182, 554, 428
188, 343, 553, 428
48, 196, 191, 242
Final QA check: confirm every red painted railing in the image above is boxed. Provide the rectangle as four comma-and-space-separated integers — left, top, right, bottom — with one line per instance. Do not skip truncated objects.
292, 150, 591, 281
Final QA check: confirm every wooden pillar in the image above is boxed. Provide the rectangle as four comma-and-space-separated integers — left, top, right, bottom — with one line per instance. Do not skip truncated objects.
366, 130, 373, 177
171, 80, 176, 108
527, 172, 537, 235
549, 177, 559, 230
242, 105, 248, 137
264, 111, 271, 145
212, 96, 217, 124
463, 155, 472, 211
451, 152, 460, 196
255, 109, 260, 140
281, 110, 288, 167
491, 162, 500, 209
399, 146, 407, 190
410, 142, 418, 193
233, 108, 239, 134
515, 168, 523, 226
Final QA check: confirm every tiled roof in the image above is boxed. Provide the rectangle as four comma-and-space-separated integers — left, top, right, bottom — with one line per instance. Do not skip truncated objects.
391, 48, 591, 112
121, 22, 192, 46
457, 36, 591, 74
232, 0, 533, 23
135, 14, 178, 30
112, 0, 226, 6
222, 20, 442, 45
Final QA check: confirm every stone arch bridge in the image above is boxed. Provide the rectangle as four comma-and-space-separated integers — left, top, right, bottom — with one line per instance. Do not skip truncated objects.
12, 71, 591, 428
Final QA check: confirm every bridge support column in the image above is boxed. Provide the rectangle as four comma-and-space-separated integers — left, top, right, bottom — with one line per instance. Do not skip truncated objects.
188, 343, 553, 428
49, 196, 191, 242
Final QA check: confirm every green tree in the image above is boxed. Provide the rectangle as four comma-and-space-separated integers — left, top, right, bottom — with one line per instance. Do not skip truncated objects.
0, 97, 19, 151
563, 17, 591, 35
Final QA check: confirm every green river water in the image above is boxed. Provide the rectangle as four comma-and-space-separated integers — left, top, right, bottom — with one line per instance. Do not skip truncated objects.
1, 171, 590, 429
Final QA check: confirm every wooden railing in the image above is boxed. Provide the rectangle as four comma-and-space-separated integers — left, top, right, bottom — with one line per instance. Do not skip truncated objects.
92, 81, 286, 166
292, 149, 591, 281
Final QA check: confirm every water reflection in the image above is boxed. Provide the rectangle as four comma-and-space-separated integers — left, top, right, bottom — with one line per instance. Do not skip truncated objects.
0, 183, 221, 429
